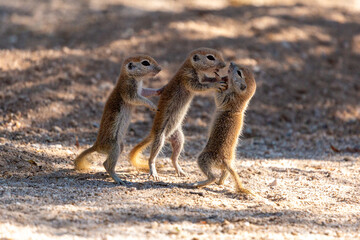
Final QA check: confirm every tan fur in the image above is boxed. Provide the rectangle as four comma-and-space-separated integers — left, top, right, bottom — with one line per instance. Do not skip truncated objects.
129, 48, 227, 180
74, 55, 162, 184
129, 135, 152, 170
192, 63, 256, 195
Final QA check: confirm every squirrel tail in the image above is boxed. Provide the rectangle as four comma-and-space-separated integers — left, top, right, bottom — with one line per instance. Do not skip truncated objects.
129, 135, 153, 171
74, 145, 97, 171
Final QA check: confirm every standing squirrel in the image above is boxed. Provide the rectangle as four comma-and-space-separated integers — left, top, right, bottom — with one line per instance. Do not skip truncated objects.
129, 48, 227, 180
74, 55, 163, 184
192, 62, 256, 195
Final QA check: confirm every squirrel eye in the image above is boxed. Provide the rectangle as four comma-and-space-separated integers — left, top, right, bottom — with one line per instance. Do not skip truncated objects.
206, 55, 215, 61
237, 70, 243, 78
128, 62, 134, 70
141, 60, 150, 66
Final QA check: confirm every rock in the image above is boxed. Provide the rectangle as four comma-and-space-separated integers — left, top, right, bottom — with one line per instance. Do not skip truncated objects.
335, 231, 343, 237
122, 28, 134, 38
343, 156, 355, 162
269, 179, 277, 187
15, 121, 21, 128
243, 127, 253, 137
31, 143, 40, 149
100, 82, 114, 91
281, 41, 291, 49
49, 144, 62, 149
69, 120, 78, 127
253, 65, 261, 73
9, 35, 18, 44
52, 126, 62, 132
2, 190, 11, 198
195, 118, 206, 127
65, 149, 73, 155
222, 219, 230, 225
90, 78, 97, 84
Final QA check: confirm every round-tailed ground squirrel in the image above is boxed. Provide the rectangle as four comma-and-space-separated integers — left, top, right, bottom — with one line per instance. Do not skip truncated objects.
192, 62, 256, 195
129, 48, 227, 180
74, 55, 163, 184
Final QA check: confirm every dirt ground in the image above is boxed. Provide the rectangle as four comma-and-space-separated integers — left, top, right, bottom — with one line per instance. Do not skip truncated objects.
1, 0, 360, 239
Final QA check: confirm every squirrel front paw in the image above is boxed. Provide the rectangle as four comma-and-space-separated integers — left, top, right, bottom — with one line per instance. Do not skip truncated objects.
215, 81, 228, 92
156, 86, 165, 95
149, 103, 158, 112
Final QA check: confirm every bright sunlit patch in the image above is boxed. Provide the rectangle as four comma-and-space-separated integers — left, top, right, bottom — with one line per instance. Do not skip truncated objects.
335, 105, 360, 122
169, 20, 239, 40
265, 26, 331, 43
352, 34, 360, 54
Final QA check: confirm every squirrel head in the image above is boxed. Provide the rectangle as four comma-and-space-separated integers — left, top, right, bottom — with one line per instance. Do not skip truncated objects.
215, 63, 256, 111
189, 48, 226, 73
227, 62, 256, 99
122, 55, 161, 79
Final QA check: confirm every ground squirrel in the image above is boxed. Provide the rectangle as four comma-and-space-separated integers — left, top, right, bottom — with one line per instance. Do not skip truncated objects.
129, 48, 227, 180
192, 62, 256, 195
74, 55, 162, 184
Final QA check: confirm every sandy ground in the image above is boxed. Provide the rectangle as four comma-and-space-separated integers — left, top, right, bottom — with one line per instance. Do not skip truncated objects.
0, 0, 360, 239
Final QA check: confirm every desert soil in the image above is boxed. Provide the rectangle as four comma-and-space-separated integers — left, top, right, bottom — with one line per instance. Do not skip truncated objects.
0, 0, 360, 239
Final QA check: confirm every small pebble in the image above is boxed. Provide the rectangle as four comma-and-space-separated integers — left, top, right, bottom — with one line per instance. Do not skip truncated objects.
343, 157, 355, 162
52, 126, 62, 132
269, 179, 277, 187
65, 149, 73, 154
253, 65, 261, 73
31, 143, 40, 148
69, 120, 78, 127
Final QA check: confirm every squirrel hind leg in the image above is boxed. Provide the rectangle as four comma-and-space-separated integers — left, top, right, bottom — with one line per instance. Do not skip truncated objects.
191, 177, 217, 189
148, 132, 166, 180
217, 170, 230, 185
192, 156, 217, 188
103, 144, 125, 185
224, 163, 254, 196
168, 129, 187, 177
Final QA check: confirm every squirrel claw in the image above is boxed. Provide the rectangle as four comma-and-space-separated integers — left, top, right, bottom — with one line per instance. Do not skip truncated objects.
176, 170, 187, 177
149, 174, 160, 181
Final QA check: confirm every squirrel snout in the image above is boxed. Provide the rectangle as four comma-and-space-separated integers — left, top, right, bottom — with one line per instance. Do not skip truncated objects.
154, 66, 162, 73
229, 62, 235, 72
219, 61, 226, 69
240, 84, 247, 90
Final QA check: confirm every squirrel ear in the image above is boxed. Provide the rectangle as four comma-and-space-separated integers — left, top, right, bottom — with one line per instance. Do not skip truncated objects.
193, 54, 200, 62
128, 62, 134, 70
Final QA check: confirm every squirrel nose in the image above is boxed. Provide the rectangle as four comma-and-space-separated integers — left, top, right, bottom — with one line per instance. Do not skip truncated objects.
240, 84, 247, 90
219, 61, 226, 69
155, 66, 162, 72
229, 62, 236, 71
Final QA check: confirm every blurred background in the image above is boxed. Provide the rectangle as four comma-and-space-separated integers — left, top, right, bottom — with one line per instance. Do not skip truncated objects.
1, 0, 360, 171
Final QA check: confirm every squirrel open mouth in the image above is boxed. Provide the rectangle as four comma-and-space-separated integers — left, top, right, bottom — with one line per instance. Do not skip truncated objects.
222, 76, 229, 83
215, 72, 228, 83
